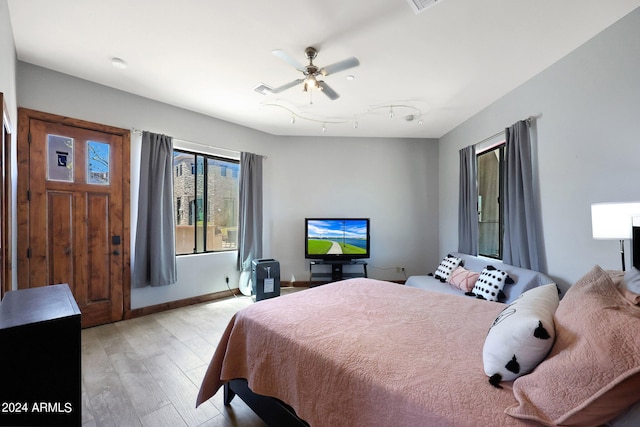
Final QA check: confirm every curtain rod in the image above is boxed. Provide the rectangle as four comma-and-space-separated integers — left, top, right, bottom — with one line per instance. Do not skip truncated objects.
476, 129, 506, 147
475, 114, 540, 147
131, 128, 267, 159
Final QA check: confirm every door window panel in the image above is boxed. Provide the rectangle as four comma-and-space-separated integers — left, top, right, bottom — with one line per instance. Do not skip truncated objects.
87, 141, 110, 185
47, 134, 74, 182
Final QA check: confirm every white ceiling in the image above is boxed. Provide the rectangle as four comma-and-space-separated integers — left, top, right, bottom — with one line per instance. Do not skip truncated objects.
7, 0, 640, 138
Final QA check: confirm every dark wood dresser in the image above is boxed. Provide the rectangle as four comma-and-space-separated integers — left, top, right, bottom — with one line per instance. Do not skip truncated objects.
0, 284, 81, 426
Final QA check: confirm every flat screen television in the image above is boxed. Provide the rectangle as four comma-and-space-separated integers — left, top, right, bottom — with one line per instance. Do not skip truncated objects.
305, 218, 370, 261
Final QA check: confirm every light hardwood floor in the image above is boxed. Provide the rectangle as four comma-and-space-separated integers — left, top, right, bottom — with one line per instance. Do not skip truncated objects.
81, 288, 303, 426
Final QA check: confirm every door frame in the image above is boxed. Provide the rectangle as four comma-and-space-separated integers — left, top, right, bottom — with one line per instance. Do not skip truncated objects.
1, 94, 12, 299
17, 108, 131, 318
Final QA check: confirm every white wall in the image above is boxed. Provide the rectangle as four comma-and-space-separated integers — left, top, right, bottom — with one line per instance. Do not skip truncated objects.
16, 62, 439, 308
439, 7, 640, 291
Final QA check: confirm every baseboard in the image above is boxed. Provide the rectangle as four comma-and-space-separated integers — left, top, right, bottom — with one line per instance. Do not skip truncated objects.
281, 280, 311, 287
124, 279, 405, 320
282, 280, 406, 287
124, 288, 242, 320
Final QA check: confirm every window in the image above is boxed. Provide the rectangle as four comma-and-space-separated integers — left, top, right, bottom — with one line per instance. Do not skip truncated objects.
173, 150, 239, 255
477, 144, 504, 259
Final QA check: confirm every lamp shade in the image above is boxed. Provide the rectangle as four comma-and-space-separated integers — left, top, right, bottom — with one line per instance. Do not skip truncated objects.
591, 202, 640, 240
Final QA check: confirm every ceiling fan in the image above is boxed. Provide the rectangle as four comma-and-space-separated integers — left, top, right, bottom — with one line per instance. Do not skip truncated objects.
269, 47, 359, 100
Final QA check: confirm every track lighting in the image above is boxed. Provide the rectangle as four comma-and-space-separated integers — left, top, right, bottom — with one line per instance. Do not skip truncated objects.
262, 102, 425, 132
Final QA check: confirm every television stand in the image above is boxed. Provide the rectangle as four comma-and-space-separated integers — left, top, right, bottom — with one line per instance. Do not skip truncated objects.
309, 260, 368, 285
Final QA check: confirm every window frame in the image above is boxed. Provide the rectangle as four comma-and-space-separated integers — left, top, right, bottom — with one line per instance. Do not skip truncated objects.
476, 141, 505, 260
173, 148, 239, 256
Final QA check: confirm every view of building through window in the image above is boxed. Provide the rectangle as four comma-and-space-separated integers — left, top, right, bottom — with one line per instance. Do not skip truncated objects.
477, 144, 504, 259
173, 150, 239, 255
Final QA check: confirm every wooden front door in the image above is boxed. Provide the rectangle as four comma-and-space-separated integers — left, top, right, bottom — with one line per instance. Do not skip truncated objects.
17, 109, 130, 328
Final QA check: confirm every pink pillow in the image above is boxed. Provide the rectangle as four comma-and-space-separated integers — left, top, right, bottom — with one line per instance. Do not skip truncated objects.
447, 266, 480, 292
505, 266, 640, 426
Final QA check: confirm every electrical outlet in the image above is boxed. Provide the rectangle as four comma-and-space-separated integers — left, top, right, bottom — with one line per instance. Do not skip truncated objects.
396, 267, 405, 273
225, 275, 229, 284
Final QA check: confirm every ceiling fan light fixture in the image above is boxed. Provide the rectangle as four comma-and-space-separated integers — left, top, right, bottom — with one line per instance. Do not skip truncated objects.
305, 74, 320, 90
266, 46, 358, 101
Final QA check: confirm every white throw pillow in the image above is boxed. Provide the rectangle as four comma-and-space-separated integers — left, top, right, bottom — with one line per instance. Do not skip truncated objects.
483, 283, 559, 388
470, 266, 513, 302
434, 255, 462, 282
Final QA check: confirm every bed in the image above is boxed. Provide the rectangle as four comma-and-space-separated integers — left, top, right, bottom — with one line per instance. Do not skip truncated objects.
196, 267, 640, 427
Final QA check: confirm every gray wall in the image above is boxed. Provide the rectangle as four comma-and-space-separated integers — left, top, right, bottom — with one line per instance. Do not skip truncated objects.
439, 7, 640, 291
16, 62, 438, 308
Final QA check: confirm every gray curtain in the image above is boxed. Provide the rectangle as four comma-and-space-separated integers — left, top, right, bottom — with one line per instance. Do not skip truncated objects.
502, 120, 545, 271
236, 152, 263, 272
458, 145, 479, 255
133, 131, 177, 287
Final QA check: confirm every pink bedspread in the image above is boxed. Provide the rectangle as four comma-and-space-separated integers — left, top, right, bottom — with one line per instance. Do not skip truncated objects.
197, 278, 540, 426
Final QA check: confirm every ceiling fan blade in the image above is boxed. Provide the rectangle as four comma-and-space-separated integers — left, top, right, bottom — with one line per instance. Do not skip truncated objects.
317, 81, 339, 100
320, 57, 360, 76
272, 49, 305, 71
271, 78, 305, 93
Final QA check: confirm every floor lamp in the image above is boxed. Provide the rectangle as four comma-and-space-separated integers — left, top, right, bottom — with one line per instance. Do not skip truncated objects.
591, 202, 640, 271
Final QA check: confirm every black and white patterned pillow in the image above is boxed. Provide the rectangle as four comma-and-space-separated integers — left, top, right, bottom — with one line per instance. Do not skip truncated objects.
483, 283, 559, 388
434, 255, 463, 282
469, 266, 514, 302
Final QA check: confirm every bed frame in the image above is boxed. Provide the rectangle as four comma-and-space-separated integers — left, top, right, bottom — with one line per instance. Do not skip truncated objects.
224, 379, 309, 427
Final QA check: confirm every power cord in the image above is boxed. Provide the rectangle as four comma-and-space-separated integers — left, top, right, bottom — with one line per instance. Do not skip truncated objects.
225, 275, 240, 299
